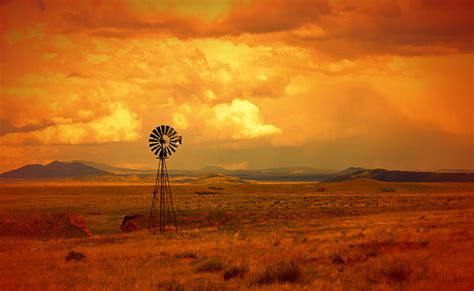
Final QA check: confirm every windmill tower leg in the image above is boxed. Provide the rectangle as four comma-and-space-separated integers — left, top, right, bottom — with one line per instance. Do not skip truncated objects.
159, 158, 164, 232
148, 159, 162, 233
164, 159, 178, 233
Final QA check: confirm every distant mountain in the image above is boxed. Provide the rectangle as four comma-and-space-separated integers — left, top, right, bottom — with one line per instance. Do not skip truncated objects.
242, 166, 338, 175
195, 174, 257, 184
67, 161, 339, 181
196, 166, 228, 174
222, 166, 338, 181
325, 168, 474, 182
329, 167, 365, 176
179, 166, 338, 181
434, 169, 474, 173
72, 160, 154, 175
5, 161, 471, 183
0, 161, 113, 179
0, 161, 338, 182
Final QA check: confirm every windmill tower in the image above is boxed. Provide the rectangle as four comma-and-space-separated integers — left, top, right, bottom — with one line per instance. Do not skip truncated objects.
148, 125, 182, 233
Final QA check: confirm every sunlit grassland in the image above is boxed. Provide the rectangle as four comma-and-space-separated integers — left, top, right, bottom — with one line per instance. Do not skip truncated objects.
0, 180, 473, 289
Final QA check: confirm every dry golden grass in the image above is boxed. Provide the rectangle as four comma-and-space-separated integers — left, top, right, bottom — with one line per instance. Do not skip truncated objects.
0, 179, 473, 290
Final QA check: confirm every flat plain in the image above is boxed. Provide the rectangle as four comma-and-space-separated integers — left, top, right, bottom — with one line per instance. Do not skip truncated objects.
0, 179, 473, 290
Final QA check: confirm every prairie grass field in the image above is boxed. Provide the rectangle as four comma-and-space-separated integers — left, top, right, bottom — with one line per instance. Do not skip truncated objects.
0, 179, 473, 290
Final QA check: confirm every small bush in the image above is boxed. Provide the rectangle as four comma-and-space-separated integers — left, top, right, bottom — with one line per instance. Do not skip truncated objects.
256, 260, 302, 284
377, 258, 413, 283
366, 250, 379, 258
207, 210, 227, 222
195, 191, 219, 195
193, 279, 223, 291
158, 278, 185, 291
382, 188, 395, 192
196, 258, 224, 273
224, 265, 248, 281
293, 236, 309, 244
174, 251, 198, 259
208, 186, 224, 191
330, 252, 345, 264
65, 250, 86, 262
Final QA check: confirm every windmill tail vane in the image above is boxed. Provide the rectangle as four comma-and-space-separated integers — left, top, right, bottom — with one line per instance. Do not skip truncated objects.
147, 125, 181, 233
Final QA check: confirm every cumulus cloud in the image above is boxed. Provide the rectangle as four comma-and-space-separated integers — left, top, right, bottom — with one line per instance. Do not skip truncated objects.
0, 103, 141, 145
173, 99, 281, 142
208, 99, 281, 139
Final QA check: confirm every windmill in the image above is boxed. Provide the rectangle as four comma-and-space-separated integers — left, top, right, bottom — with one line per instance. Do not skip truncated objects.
148, 125, 182, 233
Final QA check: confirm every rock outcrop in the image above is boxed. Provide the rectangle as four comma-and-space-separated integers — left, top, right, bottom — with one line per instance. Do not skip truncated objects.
0, 213, 93, 238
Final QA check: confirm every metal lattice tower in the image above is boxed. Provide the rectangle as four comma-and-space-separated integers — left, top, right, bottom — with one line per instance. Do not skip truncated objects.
148, 125, 182, 233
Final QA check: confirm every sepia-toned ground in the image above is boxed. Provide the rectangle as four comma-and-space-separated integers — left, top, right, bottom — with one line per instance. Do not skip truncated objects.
0, 179, 473, 290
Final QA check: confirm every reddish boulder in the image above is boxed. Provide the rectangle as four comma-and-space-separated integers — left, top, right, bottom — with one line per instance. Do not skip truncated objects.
65, 213, 93, 237
121, 214, 143, 232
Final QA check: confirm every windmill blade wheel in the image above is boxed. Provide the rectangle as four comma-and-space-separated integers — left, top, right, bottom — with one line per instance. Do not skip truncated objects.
148, 125, 182, 159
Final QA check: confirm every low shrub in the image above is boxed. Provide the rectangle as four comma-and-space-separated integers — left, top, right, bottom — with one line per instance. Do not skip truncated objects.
382, 188, 395, 192
293, 236, 309, 244
224, 264, 248, 281
329, 252, 345, 264
194, 191, 219, 195
366, 250, 379, 258
65, 250, 86, 262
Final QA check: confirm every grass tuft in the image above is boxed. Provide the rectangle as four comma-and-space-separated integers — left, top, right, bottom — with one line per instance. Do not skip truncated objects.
193, 279, 223, 291
256, 260, 302, 284
196, 258, 224, 273
224, 264, 248, 281
158, 278, 185, 291
377, 258, 413, 283
174, 251, 198, 259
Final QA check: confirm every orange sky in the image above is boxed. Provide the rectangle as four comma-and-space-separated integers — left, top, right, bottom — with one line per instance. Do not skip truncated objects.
0, 0, 473, 172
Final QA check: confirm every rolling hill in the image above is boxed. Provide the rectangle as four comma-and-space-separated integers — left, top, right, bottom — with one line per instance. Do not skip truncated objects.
325, 168, 474, 182
0, 161, 113, 179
